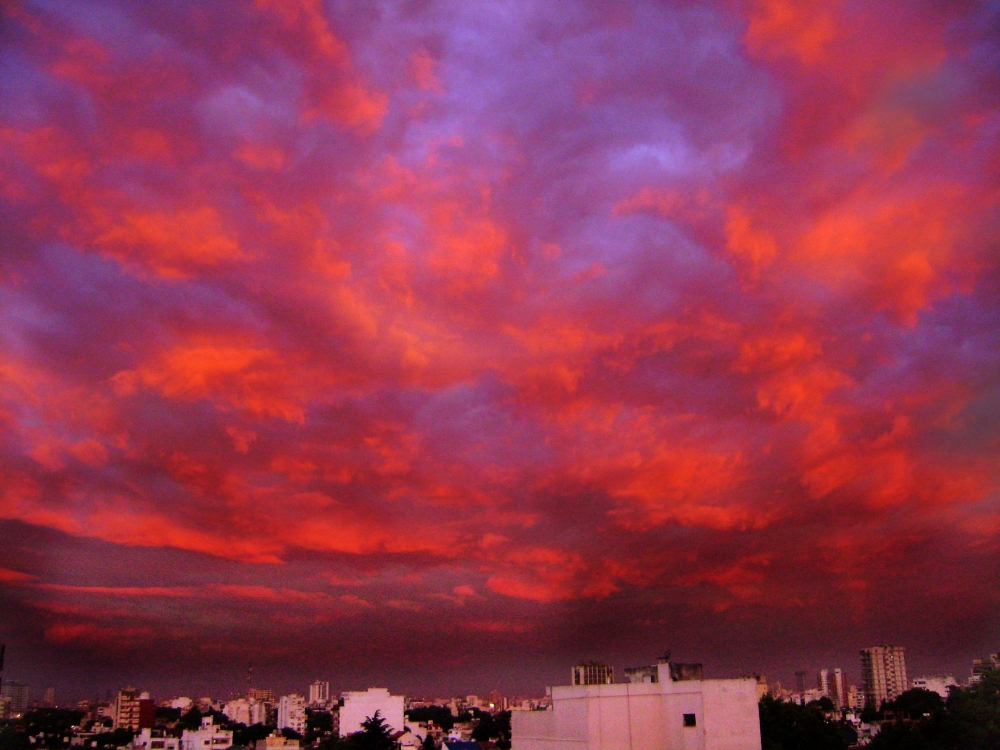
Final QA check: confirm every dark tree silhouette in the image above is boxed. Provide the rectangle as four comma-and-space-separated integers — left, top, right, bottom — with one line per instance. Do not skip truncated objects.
405, 706, 455, 732
177, 707, 204, 731
806, 696, 836, 712
340, 711, 395, 750
869, 669, 1000, 750
21, 709, 86, 749
758, 695, 848, 750
883, 688, 943, 720
232, 722, 273, 748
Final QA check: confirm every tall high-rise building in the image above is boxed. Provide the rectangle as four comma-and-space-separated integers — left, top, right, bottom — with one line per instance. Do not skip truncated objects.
794, 671, 806, 693
861, 646, 908, 707
114, 688, 155, 730
572, 662, 614, 686
248, 688, 276, 703
818, 669, 830, 696
815, 667, 846, 708
833, 668, 846, 710
0, 681, 28, 717
846, 684, 864, 711
308, 680, 329, 706
277, 694, 306, 735
114, 688, 139, 729
43, 688, 55, 708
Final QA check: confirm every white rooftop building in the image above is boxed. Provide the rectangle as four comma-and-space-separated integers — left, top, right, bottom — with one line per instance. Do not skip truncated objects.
180, 717, 233, 750
910, 676, 958, 700
511, 660, 761, 750
255, 733, 300, 750
133, 729, 180, 750
277, 695, 306, 735
309, 681, 330, 707
339, 688, 405, 737
223, 698, 268, 727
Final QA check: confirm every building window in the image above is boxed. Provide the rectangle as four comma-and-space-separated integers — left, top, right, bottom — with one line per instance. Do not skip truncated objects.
683, 714, 697, 727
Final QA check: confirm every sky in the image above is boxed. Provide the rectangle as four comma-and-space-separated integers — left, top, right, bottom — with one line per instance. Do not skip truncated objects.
1, 0, 999, 703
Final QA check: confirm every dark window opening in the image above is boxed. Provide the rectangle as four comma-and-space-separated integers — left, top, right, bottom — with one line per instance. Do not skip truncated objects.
683, 713, 697, 727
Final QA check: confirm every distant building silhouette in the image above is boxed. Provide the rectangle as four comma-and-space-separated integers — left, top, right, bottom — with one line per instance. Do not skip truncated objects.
818, 668, 829, 696
1, 681, 28, 717
833, 668, 846, 709
308, 680, 329, 706
794, 671, 806, 693
970, 652, 999, 684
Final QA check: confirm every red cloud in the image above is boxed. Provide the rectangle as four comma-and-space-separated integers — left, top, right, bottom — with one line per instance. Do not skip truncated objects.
0, 0, 998, 687
0, 567, 36, 584
112, 341, 309, 421
95, 207, 244, 279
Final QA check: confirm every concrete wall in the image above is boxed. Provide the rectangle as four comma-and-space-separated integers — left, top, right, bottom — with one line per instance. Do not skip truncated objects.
339, 688, 405, 736
511, 671, 761, 750
699, 680, 760, 750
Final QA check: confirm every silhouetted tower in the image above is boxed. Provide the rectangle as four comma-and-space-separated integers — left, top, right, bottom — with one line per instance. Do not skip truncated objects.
795, 671, 806, 693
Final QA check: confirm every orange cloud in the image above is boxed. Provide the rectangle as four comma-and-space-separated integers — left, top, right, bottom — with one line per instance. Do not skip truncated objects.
112, 342, 309, 421
745, 0, 839, 66
307, 81, 389, 133
427, 203, 508, 292
793, 188, 966, 323
234, 143, 288, 171
0, 0, 997, 668
95, 206, 244, 279
44, 623, 154, 645
724, 205, 778, 281
0, 567, 36, 584
254, 0, 350, 65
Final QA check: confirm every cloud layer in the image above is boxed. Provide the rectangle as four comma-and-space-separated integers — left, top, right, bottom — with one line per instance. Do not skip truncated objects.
1, 0, 998, 696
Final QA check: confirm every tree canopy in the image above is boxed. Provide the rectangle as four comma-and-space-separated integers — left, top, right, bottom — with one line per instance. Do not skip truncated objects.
883, 688, 944, 720
232, 722, 273, 748
177, 707, 205, 732
336, 711, 395, 750
869, 670, 1000, 750
404, 706, 455, 732
758, 695, 849, 750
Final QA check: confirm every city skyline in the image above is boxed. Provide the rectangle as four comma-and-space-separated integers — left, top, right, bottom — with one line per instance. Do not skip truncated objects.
1, 0, 998, 704
0, 643, 985, 708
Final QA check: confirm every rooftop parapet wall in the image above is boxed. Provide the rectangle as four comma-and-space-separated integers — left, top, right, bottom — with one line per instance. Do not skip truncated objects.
512, 667, 761, 750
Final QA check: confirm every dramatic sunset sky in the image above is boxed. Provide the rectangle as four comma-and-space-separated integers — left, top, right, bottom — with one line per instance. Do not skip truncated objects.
1, 0, 998, 700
